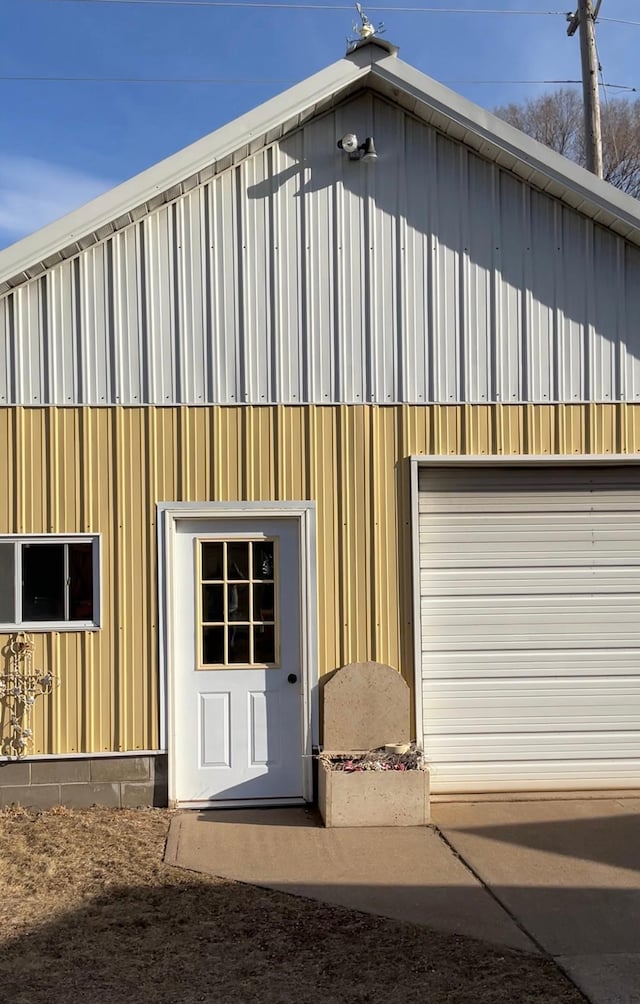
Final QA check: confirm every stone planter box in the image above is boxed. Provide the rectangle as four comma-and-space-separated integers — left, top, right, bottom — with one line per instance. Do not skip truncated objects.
318, 758, 430, 827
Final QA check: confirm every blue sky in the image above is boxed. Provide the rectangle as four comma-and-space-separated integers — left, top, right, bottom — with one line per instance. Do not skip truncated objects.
0, 0, 638, 249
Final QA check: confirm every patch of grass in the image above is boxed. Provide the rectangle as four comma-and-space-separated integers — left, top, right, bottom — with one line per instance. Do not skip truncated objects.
0, 807, 583, 1003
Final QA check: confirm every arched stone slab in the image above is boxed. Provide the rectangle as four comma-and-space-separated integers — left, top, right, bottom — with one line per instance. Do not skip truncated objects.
322, 661, 410, 750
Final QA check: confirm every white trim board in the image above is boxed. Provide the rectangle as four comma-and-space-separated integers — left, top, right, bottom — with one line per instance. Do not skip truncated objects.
2, 400, 640, 409
410, 454, 640, 466
178, 798, 307, 810
0, 749, 165, 763
410, 457, 424, 750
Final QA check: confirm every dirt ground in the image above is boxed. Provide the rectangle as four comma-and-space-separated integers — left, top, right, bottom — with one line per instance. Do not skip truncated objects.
0, 807, 584, 1004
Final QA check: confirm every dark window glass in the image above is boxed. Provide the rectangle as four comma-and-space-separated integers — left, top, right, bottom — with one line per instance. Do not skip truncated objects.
253, 541, 274, 580
68, 543, 94, 621
201, 542, 223, 580
227, 542, 249, 580
228, 626, 250, 663
202, 584, 224, 623
228, 583, 249, 622
253, 583, 274, 622
202, 626, 224, 665
22, 544, 65, 621
254, 624, 275, 664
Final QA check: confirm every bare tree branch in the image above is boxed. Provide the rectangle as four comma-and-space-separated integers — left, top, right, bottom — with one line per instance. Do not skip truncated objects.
494, 89, 640, 198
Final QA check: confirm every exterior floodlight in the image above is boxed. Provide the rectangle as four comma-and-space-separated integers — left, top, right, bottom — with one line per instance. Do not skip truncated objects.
337, 133, 378, 162
360, 137, 377, 162
337, 133, 360, 155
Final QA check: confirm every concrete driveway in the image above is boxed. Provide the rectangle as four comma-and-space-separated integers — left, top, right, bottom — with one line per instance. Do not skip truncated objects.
432, 798, 640, 1004
166, 796, 640, 1004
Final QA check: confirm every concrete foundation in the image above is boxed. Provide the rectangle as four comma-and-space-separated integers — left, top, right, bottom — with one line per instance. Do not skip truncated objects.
0, 754, 168, 808
318, 759, 430, 827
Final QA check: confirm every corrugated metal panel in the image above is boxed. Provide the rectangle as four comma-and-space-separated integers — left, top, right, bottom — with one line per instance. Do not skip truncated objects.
1, 402, 639, 756
418, 463, 640, 792
2, 95, 640, 406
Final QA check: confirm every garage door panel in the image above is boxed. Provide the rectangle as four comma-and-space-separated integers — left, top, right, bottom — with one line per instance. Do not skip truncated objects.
419, 547, 640, 568
420, 495, 640, 514
420, 515, 640, 535
418, 464, 640, 792
418, 466, 640, 492
419, 516, 640, 567
429, 760, 640, 794
421, 596, 640, 649
425, 731, 640, 761
420, 567, 640, 596
421, 648, 640, 678
423, 678, 640, 731
418, 466, 640, 513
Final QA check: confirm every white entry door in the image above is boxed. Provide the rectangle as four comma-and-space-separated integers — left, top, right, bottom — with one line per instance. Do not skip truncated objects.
171, 516, 306, 806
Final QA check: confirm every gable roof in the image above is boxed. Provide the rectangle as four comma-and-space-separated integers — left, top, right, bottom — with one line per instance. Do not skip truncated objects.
2, 37, 640, 294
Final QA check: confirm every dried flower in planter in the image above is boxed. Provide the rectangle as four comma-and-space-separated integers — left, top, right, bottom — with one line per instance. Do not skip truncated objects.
318, 744, 424, 772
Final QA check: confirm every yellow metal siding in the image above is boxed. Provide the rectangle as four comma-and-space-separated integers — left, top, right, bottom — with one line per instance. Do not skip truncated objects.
1, 402, 638, 756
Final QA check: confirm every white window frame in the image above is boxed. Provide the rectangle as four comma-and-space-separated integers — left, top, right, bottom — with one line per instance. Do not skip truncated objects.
0, 534, 101, 632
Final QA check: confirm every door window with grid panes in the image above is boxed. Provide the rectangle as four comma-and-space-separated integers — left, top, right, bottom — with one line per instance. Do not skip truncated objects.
198, 539, 277, 668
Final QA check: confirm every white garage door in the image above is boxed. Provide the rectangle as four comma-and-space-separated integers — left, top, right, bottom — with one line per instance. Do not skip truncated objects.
418, 465, 640, 793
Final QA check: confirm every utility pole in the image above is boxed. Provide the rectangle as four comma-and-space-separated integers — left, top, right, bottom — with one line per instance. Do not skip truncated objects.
567, 0, 603, 177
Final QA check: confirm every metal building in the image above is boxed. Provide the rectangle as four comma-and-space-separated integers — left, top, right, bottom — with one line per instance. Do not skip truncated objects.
1, 37, 639, 806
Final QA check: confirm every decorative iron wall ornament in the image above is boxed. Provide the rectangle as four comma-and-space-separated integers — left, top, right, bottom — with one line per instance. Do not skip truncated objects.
0, 634, 58, 758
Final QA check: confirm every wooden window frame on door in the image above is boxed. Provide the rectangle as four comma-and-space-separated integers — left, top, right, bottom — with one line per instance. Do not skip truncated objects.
196, 535, 280, 670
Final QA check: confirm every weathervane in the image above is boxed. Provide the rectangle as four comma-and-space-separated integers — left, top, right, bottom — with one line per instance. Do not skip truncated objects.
346, 3, 385, 50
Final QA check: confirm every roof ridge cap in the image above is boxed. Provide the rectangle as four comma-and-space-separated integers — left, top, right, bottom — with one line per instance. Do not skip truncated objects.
346, 36, 399, 60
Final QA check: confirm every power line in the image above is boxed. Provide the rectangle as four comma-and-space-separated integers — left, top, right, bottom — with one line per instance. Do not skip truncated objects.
599, 17, 640, 27
25, 0, 640, 24
28, 1, 640, 24
2, 74, 635, 88
26, 0, 572, 14
0, 75, 294, 83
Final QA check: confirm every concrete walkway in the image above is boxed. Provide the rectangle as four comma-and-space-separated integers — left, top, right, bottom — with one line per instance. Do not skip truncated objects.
165, 797, 640, 1004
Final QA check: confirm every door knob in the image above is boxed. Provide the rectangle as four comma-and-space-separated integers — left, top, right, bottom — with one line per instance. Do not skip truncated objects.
287, 673, 298, 684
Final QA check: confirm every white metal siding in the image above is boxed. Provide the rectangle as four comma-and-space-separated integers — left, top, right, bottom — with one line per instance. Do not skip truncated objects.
2, 92, 640, 406
418, 465, 640, 793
